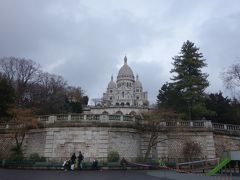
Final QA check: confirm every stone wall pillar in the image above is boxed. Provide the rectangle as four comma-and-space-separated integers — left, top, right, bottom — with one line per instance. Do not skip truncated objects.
48, 116, 57, 124
205, 132, 216, 159
97, 130, 109, 160
44, 129, 54, 160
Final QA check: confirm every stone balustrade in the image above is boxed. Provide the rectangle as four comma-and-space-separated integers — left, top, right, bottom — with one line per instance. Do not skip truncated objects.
0, 114, 239, 133
38, 114, 135, 124
212, 123, 240, 131
36, 114, 240, 131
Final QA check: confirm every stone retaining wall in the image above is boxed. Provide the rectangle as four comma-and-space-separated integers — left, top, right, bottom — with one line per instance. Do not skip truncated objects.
0, 124, 239, 161
214, 133, 240, 157
24, 126, 141, 162
0, 133, 15, 159
166, 131, 216, 159
24, 130, 46, 157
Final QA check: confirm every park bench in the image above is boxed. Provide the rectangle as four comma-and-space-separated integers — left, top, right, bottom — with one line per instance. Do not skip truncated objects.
1, 160, 63, 169
2, 160, 35, 168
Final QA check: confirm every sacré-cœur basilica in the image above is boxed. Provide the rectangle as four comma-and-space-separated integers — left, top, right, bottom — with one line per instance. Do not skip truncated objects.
89, 56, 149, 115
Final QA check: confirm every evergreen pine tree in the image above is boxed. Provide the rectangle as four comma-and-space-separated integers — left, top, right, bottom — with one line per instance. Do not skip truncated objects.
157, 40, 209, 120
171, 40, 209, 119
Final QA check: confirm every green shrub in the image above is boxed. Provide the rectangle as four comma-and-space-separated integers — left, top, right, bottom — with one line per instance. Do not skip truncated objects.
164, 161, 176, 167
29, 153, 45, 162
10, 146, 24, 161
107, 150, 120, 162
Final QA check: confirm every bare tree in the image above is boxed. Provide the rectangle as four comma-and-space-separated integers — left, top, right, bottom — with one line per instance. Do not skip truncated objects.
222, 63, 240, 89
10, 107, 39, 149
0, 57, 87, 115
8, 106, 39, 160
136, 108, 183, 162
91, 98, 102, 106
0, 57, 40, 104
66, 86, 83, 102
182, 139, 202, 161
65, 86, 85, 113
33, 72, 68, 114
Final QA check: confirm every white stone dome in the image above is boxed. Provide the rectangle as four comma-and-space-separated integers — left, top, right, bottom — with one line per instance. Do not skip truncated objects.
108, 76, 116, 89
135, 75, 142, 88
117, 56, 134, 81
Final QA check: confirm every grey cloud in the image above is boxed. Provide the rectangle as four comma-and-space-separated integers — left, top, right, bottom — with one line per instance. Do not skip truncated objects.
198, 12, 240, 94
0, 0, 240, 103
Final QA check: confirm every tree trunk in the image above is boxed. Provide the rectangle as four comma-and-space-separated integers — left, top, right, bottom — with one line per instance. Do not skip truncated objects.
144, 132, 158, 162
144, 142, 152, 162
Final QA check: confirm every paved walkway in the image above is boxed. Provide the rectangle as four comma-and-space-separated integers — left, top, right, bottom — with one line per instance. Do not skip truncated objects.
0, 169, 167, 180
0, 169, 239, 180
148, 170, 240, 180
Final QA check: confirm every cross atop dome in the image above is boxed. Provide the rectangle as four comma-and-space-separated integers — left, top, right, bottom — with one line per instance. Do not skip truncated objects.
124, 56, 127, 64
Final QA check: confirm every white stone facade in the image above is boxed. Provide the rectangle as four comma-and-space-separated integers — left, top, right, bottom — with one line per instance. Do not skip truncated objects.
89, 106, 149, 115
102, 56, 148, 107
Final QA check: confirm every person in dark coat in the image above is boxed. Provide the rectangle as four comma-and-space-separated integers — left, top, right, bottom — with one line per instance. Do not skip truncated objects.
92, 158, 98, 170
71, 153, 76, 165
77, 151, 84, 170
63, 160, 71, 171
120, 157, 127, 170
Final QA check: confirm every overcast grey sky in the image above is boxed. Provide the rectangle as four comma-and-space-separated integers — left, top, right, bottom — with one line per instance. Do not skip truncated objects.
0, 0, 240, 103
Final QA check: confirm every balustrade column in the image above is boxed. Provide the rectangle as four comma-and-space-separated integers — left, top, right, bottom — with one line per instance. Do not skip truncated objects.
190, 121, 193, 127
224, 124, 227, 130
176, 122, 179, 127
49, 116, 56, 124
120, 115, 123, 121
204, 121, 213, 128
161, 122, 166, 127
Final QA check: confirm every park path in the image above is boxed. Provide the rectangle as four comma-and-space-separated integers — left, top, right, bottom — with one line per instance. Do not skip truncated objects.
148, 170, 239, 180
0, 169, 167, 180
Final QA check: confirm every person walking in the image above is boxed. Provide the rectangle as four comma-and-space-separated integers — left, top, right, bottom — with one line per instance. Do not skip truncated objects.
70, 153, 76, 170
78, 151, 84, 170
